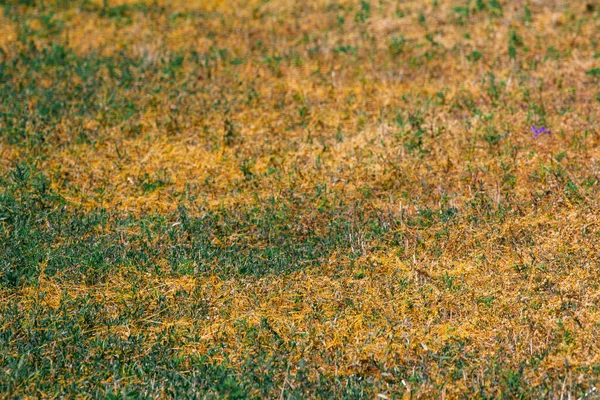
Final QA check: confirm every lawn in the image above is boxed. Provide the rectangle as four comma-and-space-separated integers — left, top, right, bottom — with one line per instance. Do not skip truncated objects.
1, 0, 600, 397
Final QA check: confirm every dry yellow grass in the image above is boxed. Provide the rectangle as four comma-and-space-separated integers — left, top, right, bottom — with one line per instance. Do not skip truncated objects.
1, 0, 600, 397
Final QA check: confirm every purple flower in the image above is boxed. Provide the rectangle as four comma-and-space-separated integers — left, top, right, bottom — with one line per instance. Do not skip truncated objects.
531, 125, 551, 138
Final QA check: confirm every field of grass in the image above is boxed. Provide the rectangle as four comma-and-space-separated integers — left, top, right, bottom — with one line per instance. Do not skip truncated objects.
1, 0, 600, 397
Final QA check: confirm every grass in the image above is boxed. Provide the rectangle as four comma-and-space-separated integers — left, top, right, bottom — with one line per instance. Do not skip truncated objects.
1, 0, 600, 397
